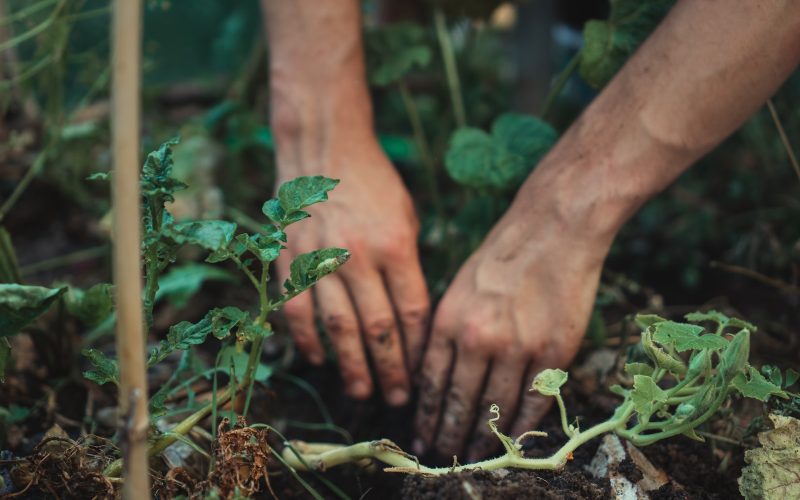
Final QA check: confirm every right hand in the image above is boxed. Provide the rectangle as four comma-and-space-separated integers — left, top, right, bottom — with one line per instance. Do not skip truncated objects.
275, 138, 429, 406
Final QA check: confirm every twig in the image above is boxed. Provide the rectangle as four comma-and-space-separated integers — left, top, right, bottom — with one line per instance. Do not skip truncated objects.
0, 151, 47, 224
541, 52, 580, 119
710, 260, 799, 295
766, 98, 800, 183
433, 7, 466, 128
20, 244, 109, 276
110, 0, 150, 497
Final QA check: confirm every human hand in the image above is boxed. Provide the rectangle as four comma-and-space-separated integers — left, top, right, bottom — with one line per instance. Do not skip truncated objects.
412, 169, 612, 461
275, 138, 429, 407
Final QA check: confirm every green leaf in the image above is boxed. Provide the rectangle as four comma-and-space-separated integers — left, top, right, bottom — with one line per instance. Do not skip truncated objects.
624, 362, 654, 377
445, 113, 557, 191
235, 233, 283, 263
156, 264, 235, 309
284, 248, 350, 295
727, 317, 757, 333
64, 284, 114, 327
785, 369, 800, 389
82, 348, 119, 386
732, 366, 788, 402
530, 368, 568, 396
641, 328, 686, 375
738, 414, 800, 499
630, 374, 667, 416
652, 320, 727, 352
579, 0, 674, 89
0, 284, 67, 337
148, 307, 249, 366
218, 345, 272, 382
634, 313, 666, 330
263, 176, 340, 227
165, 220, 237, 252
141, 137, 185, 200
365, 23, 432, 86
684, 310, 729, 326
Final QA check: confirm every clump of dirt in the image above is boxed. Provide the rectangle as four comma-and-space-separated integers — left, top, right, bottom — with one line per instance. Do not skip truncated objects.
402, 468, 609, 500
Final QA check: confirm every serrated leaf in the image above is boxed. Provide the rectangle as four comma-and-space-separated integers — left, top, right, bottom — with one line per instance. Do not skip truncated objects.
365, 23, 432, 86
166, 220, 237, 252
684, 310, 729, 325
0, 285, 67, 337
738, 414, 800, 499
445, 113, 556, 191
64, 284, 114, 327
652, 320, 727, 352
727, 317, 757, 333
624, 362, 654, 377
235, 233, 283, 263
82, 348, 119, 386
263, 176, 340, 227
634, 313, 666, 330
732, 366, 788, 402
141, 137, 185, 200
630, 374, 667, 416
284, 248, 350, 295
641, 328, 686, 375
148, 307, 248, 366
530, 368, 568, 396
579, 0, 674, 89
156, 264, 235, 309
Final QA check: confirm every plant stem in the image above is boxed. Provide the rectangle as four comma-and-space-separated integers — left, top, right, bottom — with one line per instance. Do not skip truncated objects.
540, 52, 580, 119
554, 394, 576, 437
284, 405, 634, 475
397, 79, 443, 218
766, 98, 800, 182
105, 382, 240, 478
0, 150, 47, 224
433, 7, 466, 128
19, 244, 109, 276
241, 264, 270, 417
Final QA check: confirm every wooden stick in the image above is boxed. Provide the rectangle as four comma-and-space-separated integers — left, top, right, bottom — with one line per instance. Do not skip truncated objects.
110, 0, 150, 497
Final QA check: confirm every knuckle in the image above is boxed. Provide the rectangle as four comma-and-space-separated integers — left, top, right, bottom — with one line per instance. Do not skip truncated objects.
364, 317, 395, 341
398, 304, 430, 329
323, 313, 358, 338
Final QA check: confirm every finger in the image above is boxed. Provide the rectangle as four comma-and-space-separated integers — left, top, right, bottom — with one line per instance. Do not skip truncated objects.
412, 331, 453, 455
343, 264, 410, 406
466, 356, 527, 462
277, 252, 325, 365
509, 363, 556, 440
434, 348, 490, 458
314, 276, 373, 399
383, 250, 430, 372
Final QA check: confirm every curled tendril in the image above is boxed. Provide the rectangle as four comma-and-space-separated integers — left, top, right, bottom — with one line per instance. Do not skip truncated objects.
487, 403, 522, 457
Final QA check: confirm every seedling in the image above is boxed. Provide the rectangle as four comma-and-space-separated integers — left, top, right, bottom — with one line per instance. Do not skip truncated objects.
282, 311, 791, 475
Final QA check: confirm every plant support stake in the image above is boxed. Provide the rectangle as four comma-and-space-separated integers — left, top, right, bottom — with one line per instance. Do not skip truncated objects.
110, 0, 150, 497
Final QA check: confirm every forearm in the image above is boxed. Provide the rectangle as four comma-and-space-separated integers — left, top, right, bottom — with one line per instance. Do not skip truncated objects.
518, 0, 800, 246
261, 0, 375, 173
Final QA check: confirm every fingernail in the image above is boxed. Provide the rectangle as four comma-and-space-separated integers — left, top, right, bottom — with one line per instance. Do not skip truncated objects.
308, 353, 324, 365
387, 388, 409, 406
348, 381, 370, 399
412, 438, 426, 456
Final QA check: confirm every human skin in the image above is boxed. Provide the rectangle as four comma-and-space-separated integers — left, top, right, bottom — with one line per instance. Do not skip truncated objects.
262, 0, 800, 460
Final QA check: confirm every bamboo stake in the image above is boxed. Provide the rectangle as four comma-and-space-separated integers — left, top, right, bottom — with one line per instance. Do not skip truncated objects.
110, 0, 150, 497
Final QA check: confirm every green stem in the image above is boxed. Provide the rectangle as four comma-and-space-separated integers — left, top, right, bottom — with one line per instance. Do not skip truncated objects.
0, 0, 57, 27
19, 243, 108, 276
766, 98, 800, 182
540, 52, 580, 119
104, 382, 240, 478
0, 150, 47, 224
397, 79, 443, 217
284, 404, 635, 475
231, 255, 260, 290
433, 7, 466, 128
554, 394, 576, 437
241, 264, 270, 417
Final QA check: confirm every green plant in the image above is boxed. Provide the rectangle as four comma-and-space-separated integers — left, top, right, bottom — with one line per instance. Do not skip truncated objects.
281, 311, 790, 475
